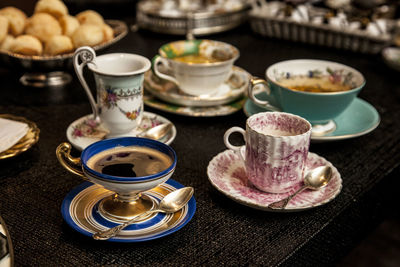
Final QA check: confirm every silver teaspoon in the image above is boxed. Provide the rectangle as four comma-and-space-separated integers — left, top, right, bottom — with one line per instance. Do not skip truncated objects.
93, 187, 194, 240
138, 123, 172, 140
268, 166, 333, 210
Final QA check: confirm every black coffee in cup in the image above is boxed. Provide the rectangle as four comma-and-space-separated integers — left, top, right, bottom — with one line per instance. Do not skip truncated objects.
86, 146, 172, 177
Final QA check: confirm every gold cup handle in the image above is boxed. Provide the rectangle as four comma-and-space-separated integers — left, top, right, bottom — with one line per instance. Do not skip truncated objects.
248, 77, 281, 112
56, 142, 86, 178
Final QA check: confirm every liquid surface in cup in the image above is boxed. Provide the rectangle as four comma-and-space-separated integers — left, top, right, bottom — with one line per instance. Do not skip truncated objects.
87, 146, 172, 177
277, 75, 352, 93
172, 54, 220, 64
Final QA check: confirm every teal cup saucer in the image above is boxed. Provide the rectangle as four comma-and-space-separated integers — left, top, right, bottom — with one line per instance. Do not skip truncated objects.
244, 94, 380, 142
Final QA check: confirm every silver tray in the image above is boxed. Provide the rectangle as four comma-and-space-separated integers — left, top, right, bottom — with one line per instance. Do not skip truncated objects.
0, 20, 128, 87
136, 1, 250, 35
250, 11, 392, 54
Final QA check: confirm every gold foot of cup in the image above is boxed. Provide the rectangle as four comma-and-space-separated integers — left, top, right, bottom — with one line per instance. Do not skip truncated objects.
98, 194, 156, 222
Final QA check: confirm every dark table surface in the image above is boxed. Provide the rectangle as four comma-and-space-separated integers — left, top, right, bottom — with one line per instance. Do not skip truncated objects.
0, 14, 400, 266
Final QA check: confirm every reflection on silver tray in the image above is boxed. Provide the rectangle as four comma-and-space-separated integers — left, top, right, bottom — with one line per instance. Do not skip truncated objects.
136, 0, 250, 35
250, 9, 391, 54
0, 20, 128, 87
144, 66, 250, 107
0, 20, 128, 70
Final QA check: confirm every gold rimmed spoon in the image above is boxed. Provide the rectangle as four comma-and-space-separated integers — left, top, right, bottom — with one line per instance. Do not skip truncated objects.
268, 166, 333, 210
93, 186, 194, 240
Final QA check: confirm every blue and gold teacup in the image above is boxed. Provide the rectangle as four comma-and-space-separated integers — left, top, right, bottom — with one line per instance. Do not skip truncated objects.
56, 137, 177, 221
248, 59, 365, 134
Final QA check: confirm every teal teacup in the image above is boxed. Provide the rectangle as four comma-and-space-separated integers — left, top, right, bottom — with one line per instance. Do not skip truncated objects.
248, 59, 365, 134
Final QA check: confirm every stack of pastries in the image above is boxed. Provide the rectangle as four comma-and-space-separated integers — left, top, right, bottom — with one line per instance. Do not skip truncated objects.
0, 0, 114, 56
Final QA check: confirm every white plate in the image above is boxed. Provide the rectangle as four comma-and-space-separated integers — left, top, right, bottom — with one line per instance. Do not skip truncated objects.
66, 111, 176, 151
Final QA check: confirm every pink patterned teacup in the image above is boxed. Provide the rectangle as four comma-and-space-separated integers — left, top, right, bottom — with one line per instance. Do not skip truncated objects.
224, 112, 312, 193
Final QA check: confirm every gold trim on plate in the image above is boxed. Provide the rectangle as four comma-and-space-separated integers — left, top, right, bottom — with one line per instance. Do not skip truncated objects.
0, 114, 40, 159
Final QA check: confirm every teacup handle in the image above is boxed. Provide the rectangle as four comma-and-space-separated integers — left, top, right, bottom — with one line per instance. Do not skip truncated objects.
152, 55, 179, 85
224, 127, 246, 151
73, 46, 99, 120
248, 77, 281, 112
56, 142, 86, 179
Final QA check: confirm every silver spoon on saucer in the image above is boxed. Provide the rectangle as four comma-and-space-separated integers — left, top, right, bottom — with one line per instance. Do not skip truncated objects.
93, 186, 194, 240
268, 166, 333, 210
138, 123, 173, 140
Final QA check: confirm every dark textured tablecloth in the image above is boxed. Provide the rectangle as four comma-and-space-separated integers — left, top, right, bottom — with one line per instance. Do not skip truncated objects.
0, 19, 400, 266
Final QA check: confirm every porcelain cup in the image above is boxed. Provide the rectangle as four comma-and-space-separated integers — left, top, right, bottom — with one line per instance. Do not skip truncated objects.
248, 59, 365, 126
56, 137, 177, 220
74, 46, 151, 137
152, 39, 239, 96
224, 112, 312, 193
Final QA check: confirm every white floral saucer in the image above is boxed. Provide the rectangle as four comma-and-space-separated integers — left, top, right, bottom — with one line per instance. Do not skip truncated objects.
207, 149, 342, 212
144, 66, 250, 107
66, 111, 176, 151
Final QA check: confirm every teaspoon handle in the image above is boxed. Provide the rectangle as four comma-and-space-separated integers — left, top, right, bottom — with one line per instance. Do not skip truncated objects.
268, 186, 307, 210
93, 210, 159, 240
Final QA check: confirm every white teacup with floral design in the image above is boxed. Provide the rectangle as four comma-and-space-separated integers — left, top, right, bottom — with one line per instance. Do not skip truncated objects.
74, 46, 151, 137
224, 112, 312, 194
152, 39, 239, 96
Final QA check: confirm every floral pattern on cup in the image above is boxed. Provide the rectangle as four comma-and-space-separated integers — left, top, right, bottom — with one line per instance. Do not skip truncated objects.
224, 112, 312, 193
99, 86, 143, 120
246, 113, 311, 193
272, 67, 357, 89
159, 39, 238, 60
120, 106, 141, 120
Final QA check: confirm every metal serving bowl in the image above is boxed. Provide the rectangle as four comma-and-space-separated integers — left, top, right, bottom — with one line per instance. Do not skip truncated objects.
0, 20, 128, 87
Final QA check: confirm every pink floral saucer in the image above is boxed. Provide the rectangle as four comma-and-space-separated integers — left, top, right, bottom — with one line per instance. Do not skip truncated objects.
66, 111, 176, 151
207, 149, 342, 211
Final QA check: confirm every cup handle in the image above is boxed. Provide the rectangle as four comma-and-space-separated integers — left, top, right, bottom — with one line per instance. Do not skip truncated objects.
152, 55, 179, 85
224, 126, 246, 151
248, 77, 281, 112
56, 142, 86, 179
73, 46, 99, 120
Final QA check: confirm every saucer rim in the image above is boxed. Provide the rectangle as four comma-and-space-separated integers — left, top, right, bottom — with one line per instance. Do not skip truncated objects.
144, 94, 245, 117
0, 114, 40, 160
66, 111, 177, 151
61, 179, 196, 242
207, 150, 342, 212
144, 65, 250, 107
244, 97, 380, 142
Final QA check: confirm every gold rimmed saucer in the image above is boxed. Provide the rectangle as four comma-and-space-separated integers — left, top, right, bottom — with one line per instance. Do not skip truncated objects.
0, 114, 40, 159
144, 66, 250, 107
